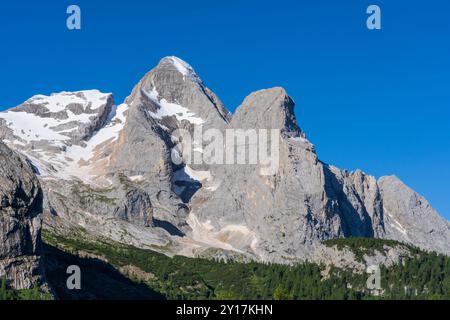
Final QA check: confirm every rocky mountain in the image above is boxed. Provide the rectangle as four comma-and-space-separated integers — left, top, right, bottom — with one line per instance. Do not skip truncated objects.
0, 56, 449, 266
0, 142, 45, 290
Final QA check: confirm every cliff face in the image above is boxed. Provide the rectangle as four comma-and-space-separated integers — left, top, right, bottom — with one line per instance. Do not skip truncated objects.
189, 86, 450, 262
188, 88, 386, 262
0, 57, 449, 265
0, 142, 44, 289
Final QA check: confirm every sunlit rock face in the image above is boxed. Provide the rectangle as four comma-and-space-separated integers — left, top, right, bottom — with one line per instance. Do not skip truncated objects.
0, 56, 449, 266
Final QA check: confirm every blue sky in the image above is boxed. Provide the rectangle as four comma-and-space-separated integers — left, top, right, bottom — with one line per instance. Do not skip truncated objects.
0, 1, 449, 219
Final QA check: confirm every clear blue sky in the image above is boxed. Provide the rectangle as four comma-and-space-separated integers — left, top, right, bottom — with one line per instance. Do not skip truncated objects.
0, 1, 449, 219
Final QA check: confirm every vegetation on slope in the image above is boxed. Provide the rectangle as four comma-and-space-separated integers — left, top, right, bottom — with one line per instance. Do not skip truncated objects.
323, 237, 418, 262
0, 276, 51, 300
41, 232, 450, 300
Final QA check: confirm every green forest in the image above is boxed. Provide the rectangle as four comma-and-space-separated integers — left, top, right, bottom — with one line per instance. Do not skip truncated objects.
2, 233, 449, 300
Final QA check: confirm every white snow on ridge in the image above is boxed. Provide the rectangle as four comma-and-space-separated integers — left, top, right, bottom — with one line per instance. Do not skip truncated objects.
0, 111, 71, 145
1, 102, 129, 183
27, 90, 110, 113
35, 103, 128, 182
0, 90, 111, 145
167, 56, 195, 78
0, 107, 98, 145
147, 87, 159, 100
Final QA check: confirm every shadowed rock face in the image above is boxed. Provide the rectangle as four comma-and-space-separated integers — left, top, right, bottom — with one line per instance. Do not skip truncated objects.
0, 142, 44, 289
0, 56, 449, 265
114, 189, 153, 227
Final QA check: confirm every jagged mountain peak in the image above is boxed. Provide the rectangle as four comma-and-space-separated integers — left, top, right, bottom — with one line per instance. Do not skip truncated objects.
129, 56, 201, 98
0, 57, 449, 267
231, 86, 302, 137
378, 175, 401, 185
158, 56, 198, 79
125, 56, 231, 128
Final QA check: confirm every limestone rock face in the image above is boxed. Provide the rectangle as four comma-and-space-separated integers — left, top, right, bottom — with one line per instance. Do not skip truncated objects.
188, 85, 450, 261
379, 176, 450, 254
0, 142, 44, 289
114, 189, 153, 227
107, 56, 231, 230
0, 56, 449, 266
189, 88, 389, 262
0, 57, 234, 254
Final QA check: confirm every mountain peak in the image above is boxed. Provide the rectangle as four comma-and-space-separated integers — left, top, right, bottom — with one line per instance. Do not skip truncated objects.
231, 86, 301, 137
159, 56, 196, 77
152, 56, 200, 84
1, 57, 450, 270
125, 56, 230, 126
19, 90, 111, 113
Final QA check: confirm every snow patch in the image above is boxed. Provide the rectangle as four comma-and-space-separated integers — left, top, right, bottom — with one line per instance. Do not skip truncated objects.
27, 90, 109, 112
1, 103, 129, 183
65, 103, 128, 162
129, 175, 144, 182
143, 88, 204, 125
0, 90, 111, 146
184, 166, 212, 182
0, 111, 73, 145
148, 99, 204, 125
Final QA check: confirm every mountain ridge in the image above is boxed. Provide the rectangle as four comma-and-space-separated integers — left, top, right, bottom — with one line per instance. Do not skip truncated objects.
0, 56, 449, 266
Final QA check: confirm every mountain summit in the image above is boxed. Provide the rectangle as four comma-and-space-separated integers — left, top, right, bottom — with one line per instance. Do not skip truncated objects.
0, 56, 449, 265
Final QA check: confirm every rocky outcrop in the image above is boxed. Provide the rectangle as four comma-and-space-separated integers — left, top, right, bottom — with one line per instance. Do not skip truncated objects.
189, 88, 332, 261
114, 189, 153, 227
189, 86, 450, 262
111, 56, 231, 223
0, 142, 44, 289
379, 176, 450, 254
0, 56, 449, 266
